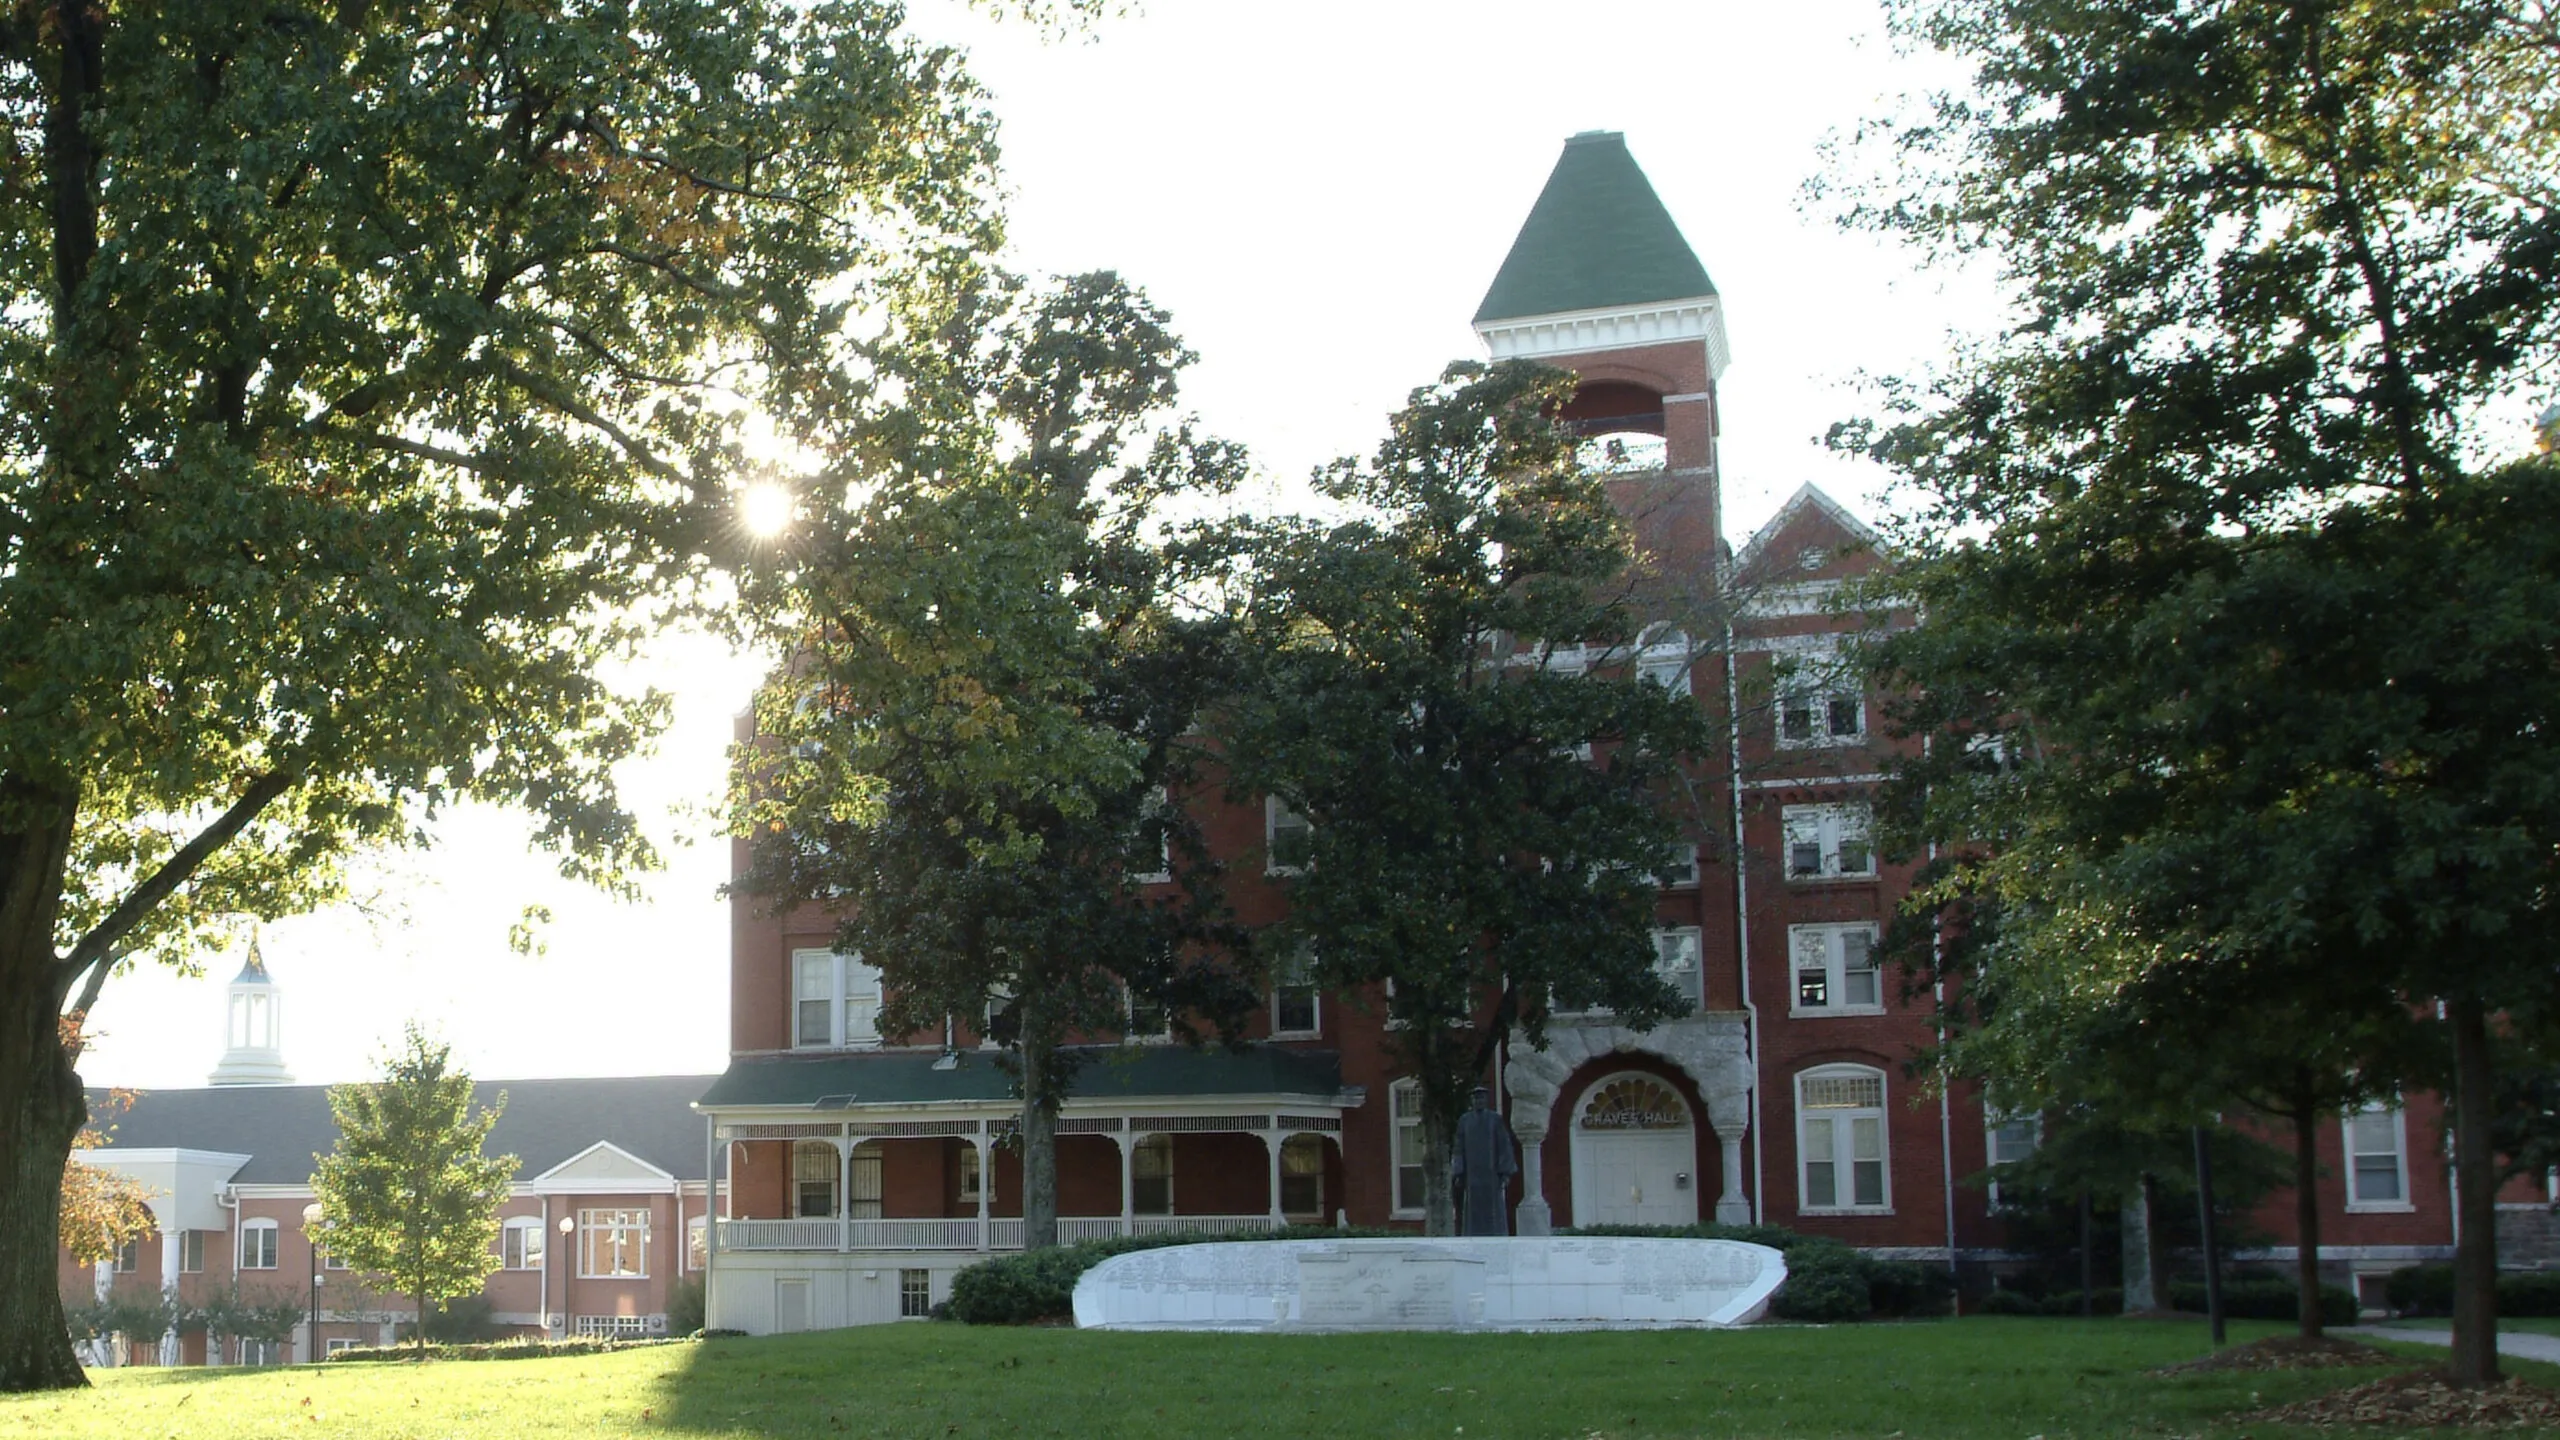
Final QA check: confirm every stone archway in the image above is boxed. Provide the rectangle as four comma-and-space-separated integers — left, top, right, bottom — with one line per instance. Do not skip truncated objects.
1570, 1072, 1699, 1228
1504, 1014, 1752, 1233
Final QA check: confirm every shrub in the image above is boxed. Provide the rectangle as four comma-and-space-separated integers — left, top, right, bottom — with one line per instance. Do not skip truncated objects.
2499, 1270, 2560, 1318
1564, 1222, 1810, 1253
1863, 1258, 1956, 1318
323, 1336, 682, 1363
2036, 1287, 2123, 1317
1975, 1286, 2039, 1316
2167, 1277, 2358, 1325
414, 1294, 504, 1344
2388, 1263, 2454, 1316
1768, 1242, 1869, 1322
667, 1276, 706, 1336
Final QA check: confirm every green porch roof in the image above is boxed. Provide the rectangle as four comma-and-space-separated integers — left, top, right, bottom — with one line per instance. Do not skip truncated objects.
1474, 131, 1715, 325
697, 1045, 1346, 1110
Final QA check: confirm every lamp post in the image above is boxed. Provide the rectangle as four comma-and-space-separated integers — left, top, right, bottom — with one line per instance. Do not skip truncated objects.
557, 1214, 577, 1337
300, 1201, 325, 1363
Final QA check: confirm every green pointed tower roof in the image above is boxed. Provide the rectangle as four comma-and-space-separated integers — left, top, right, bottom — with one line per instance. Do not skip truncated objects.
1474, 132, 1715, 325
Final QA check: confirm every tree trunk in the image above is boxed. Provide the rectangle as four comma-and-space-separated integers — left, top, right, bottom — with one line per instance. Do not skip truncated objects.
2449, 993, 2501, 1387
1019, 1026, 1059, 1250
1421, 1110, 1455, 1237
0, 781, 88, 1392
2121, 1178, 2157, 1312
2292, 1098, 2325, 1340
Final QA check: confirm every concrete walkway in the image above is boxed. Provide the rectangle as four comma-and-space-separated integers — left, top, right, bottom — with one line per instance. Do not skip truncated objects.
2341, 1325, 2560, 1364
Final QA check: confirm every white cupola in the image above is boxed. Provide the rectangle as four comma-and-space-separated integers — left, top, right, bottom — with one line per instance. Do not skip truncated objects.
207, 940, 292, 1086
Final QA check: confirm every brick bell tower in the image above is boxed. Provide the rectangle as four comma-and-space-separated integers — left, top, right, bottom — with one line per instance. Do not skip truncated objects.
1471, 130, 1730, 573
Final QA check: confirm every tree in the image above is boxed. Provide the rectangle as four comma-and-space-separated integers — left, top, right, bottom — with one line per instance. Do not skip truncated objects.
729, 272, 1262, 1248
310, 1026, 514, 1359
57, 1072, 151, 1270
1220, 361, 1716, 1234
0, 0, 1015, 1390
1838, 0, 2560, 1383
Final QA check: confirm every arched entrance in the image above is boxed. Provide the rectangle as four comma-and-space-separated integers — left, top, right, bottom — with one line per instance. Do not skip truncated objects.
1570, 1072, 1699, 1228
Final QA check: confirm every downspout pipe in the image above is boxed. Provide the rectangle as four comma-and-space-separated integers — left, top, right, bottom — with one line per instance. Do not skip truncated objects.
1725, 615, 1765, 1224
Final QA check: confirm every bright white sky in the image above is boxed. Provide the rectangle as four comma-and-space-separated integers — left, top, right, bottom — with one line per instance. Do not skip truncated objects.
79, 0, 1998, 1090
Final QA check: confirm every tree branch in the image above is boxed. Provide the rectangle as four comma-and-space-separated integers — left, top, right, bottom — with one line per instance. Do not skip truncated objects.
56, 769, 300, 1005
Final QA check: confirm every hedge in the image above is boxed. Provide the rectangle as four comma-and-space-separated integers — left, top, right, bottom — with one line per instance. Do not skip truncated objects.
322, 1336, 685, 1363
2385, 1264, 2560, 1318
942, 1226, 1401, 1325
2167, 1277, 2359, 1325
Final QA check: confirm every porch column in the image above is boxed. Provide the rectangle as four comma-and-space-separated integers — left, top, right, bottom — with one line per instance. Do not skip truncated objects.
1716, 1134, 1750, 1225
158, 1227, 182, 1366
836, 1135, 855, 1253
972, 1127, 992, 1251
1263, 1129, 1285, 1229
1116, 1133, 1136, 1237
1512, 1114, 1553, 1237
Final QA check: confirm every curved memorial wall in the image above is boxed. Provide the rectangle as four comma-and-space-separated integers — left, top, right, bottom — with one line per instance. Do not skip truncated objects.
1073, 1236, 1785, 1332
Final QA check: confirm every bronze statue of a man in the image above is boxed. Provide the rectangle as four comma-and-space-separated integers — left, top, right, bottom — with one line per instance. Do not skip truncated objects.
1451, 1085, 1520, 1236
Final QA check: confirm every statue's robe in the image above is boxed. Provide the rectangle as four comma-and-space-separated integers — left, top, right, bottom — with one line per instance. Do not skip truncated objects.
1452, 1105, 1520, 1236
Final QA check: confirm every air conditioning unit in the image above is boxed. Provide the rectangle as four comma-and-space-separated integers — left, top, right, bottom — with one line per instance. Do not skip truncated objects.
644, 1313, 668, 1336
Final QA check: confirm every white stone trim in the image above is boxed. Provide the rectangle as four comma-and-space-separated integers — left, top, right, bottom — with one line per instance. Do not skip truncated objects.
1473, 297, 1730, 380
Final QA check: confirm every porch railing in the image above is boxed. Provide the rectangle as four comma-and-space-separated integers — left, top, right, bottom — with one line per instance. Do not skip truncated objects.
716, 1214, 1284, 1254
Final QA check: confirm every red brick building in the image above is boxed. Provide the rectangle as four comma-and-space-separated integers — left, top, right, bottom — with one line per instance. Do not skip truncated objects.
695, 131, 2467, 1330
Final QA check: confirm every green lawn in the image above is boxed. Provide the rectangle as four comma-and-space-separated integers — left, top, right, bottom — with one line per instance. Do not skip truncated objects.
0, 1318, 2542, 1440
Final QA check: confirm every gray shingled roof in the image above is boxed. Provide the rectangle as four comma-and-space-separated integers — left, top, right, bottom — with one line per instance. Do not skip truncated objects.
87, 1075, 722, 1186
699, 1045, 1345, 1109
1475, 131, 1716, 325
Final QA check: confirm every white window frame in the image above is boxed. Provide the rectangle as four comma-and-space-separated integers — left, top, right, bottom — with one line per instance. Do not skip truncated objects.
1122, 984, 1173, 1044
500, 1216, 545, 1271
791, 947, 883, 1051
1782, 803, 1876, 881
578, 1208, 649, 1279
1279, 1132, 1327, 1219
1796, 1065, 1892, 1215
1657, 842, 1699, 889
898, 1268, 934, 1319
2344, 1103, 2414, 1212
179, 1229, 204, 1274
1984, 1112, 2041, 1213
238, 1219, 279, 1271
1271, 947, 1321, 1038
324, 1337, 362, 1357
1265, 795, 1314, 875
792, 1139, 839, 1219
1390, 1079, 1427, 1219
1637, 631, 1694, 699
572, 1314, 647, 1339
958, 1144, 985, 1205
1789, 923, 1885, 1016
111, 1238, 140, 1275
1777, 683, 1865, 748
1653, 927, 1703, 1014
849, 1147, 884, 1219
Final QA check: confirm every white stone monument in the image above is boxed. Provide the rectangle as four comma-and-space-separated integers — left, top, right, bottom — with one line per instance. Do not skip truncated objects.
1072, 1236, 1785, 1332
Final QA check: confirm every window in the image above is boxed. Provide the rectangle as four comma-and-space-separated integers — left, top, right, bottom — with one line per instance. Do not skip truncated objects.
1131, 1135, 1173, 1215
1271, 947, 1320, 1037
793, 1140, 839, 1219
687, 1215, 707, 1271
1778, 686, 1864, 747
324, 1338, 361, 1357
2345, 1104, 2411, 1209
958, 1145, 984, 1205
236, 1339, 280, 1367
850, 1148, 884, 1219
1790, 923, 1884, 1015
1391, 1080, 1427, 1217
791, 948, 883, 1050
1123, 986, 1171, 1043
1130, 787, 1174, 885
112, 1239, 141, 1275
1653, 928, 1703, 1014
1280, 1134, 1327, 1218
573, 1315, 647, 1339
239, 1220, 278, 1270
324, 1245, 349, 1271
1639, 650, 1693, 698
579, 1208, 649, 1279
1797, 1066, 1890, 1212
1657, 842, 1699, 888
1782, 803, 1875, 880
899, 1269, 933, 1319
1266, 796, 1313, 874
1985, 1112, 2041, 1211
500, 1217, 545, 1271
179, 1230, 204, 1274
